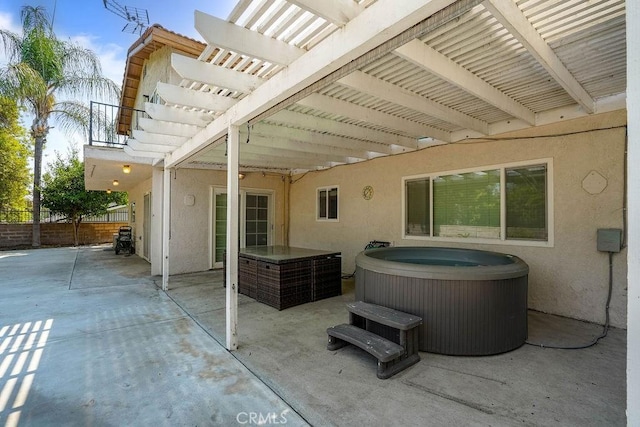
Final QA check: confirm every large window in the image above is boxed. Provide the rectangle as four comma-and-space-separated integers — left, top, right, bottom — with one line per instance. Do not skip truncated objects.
403, 160, 551, 244
317, 186, 338, 221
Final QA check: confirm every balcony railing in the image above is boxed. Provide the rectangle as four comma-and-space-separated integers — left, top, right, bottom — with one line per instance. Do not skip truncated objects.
89, 101, 147, 147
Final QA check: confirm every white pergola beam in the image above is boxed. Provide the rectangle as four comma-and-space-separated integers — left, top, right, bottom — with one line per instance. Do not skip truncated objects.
181, 162, 290, 174
127, 139, 175, 154
297, 93, 451, 141
138, 117, 201, 138
199, 149, 331, 170
167, 0, 462, 167
145, 102, 214, 127
239, 141, 350, 164
268, 110, 419, 149
288, 0, 363, 26
156, 82, 237, 112
394, 39, 536, 125
339, 70, 489, 134
483, 0, 594, 113
132, 130, 186, 146
248, 123, 397, 155
123, 144, 164, 159
195, 10, 304, 66
239, 130, 370, 160
172, 53, 264, 94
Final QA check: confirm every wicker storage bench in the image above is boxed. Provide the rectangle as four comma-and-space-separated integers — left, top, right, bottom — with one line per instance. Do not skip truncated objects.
231, 246, 341, 310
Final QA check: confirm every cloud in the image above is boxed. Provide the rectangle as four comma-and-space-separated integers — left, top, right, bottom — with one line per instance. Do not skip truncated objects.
0, 11, 21, 34
1, 11, 125, 87
0, 11, 21, 67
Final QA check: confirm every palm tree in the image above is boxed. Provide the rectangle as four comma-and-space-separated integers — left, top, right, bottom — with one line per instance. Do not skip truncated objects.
0, 5, 119, 246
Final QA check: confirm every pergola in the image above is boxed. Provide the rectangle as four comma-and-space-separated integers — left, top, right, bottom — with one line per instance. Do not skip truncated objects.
124, 0, 626, 172
110, 0, 636, 421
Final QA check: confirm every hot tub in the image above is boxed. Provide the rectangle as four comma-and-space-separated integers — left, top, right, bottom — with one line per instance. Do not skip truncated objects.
355, 246, 529, 356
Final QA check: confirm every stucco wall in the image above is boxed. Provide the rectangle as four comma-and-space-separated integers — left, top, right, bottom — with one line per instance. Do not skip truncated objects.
168, 169, 288, 275
136, 46, 172, 108
288, 110, 628, 328
127, 176, 153, 260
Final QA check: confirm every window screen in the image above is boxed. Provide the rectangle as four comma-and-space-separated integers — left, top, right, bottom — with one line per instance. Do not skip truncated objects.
405, 178, 430, 236
506, 164, 547, 240
433, 170, 500, 239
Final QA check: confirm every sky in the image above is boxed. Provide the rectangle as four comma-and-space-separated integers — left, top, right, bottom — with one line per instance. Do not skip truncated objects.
0, 0, 237, 169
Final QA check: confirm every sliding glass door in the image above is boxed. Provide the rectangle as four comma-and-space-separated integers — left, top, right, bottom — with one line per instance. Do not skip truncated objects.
211, 188, 273, 268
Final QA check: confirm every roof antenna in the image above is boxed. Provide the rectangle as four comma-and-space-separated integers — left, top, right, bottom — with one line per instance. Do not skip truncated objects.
51, 0, 57, 29
102, 0, 149, 35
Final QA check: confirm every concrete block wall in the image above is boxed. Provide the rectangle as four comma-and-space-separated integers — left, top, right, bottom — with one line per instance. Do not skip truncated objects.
0, 222, 128, 248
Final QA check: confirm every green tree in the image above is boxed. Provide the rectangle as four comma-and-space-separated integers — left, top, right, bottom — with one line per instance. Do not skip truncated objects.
41, 150, 126, 246
0, 96, 31, 212
0, 5, 119, 246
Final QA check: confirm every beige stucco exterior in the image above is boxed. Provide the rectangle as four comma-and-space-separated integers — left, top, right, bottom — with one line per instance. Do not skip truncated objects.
167, 169, 289, 274
288, 110, 627, 328
126, 176, 152, 259
135, 46, 177, 107
127, 46, 293, 275
126, 168, 289, 275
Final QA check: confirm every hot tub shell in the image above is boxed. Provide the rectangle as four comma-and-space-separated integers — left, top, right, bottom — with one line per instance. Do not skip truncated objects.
355, 247, 529, 356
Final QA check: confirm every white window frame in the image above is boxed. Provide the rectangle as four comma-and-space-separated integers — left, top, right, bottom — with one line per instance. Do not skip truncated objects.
316, 186, 339, 222
149, 89, 161, 105
401, 158, 554, 247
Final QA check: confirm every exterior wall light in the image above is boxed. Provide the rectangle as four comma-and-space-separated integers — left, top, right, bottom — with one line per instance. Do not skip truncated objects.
238, 173, 245, 180
113, 179, 119, 186
123, 165, 131, 174
107, 189, 112, 194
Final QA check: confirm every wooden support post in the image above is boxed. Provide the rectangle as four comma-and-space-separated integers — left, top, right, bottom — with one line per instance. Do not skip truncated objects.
161, 166, 171, 291
627, 0, 640, 421
226, 124, 240, 351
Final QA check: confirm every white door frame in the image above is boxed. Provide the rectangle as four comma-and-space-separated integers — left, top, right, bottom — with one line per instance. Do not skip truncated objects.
143, 192, 151, 261
209, 185, 275, 269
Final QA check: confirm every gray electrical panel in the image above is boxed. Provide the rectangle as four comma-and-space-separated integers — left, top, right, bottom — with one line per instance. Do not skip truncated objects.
597, 228, 622, 252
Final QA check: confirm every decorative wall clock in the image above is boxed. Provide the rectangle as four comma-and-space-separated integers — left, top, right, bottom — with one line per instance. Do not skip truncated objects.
362, 185, 374, 200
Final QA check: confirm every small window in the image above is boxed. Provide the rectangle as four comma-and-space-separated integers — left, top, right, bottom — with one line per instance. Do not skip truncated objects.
149, 90, 160, 105
405, 178, 429, 236
317, 187, 338, 221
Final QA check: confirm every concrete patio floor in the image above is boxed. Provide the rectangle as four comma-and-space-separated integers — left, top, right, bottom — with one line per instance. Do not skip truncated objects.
0, 246, 306, 426
0, 245, 627, 426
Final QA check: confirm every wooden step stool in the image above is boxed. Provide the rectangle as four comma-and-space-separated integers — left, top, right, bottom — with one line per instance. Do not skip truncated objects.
327, 301, 422, 379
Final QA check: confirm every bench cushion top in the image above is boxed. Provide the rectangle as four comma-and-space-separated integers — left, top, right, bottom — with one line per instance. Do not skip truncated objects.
347, 301, 422, 330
